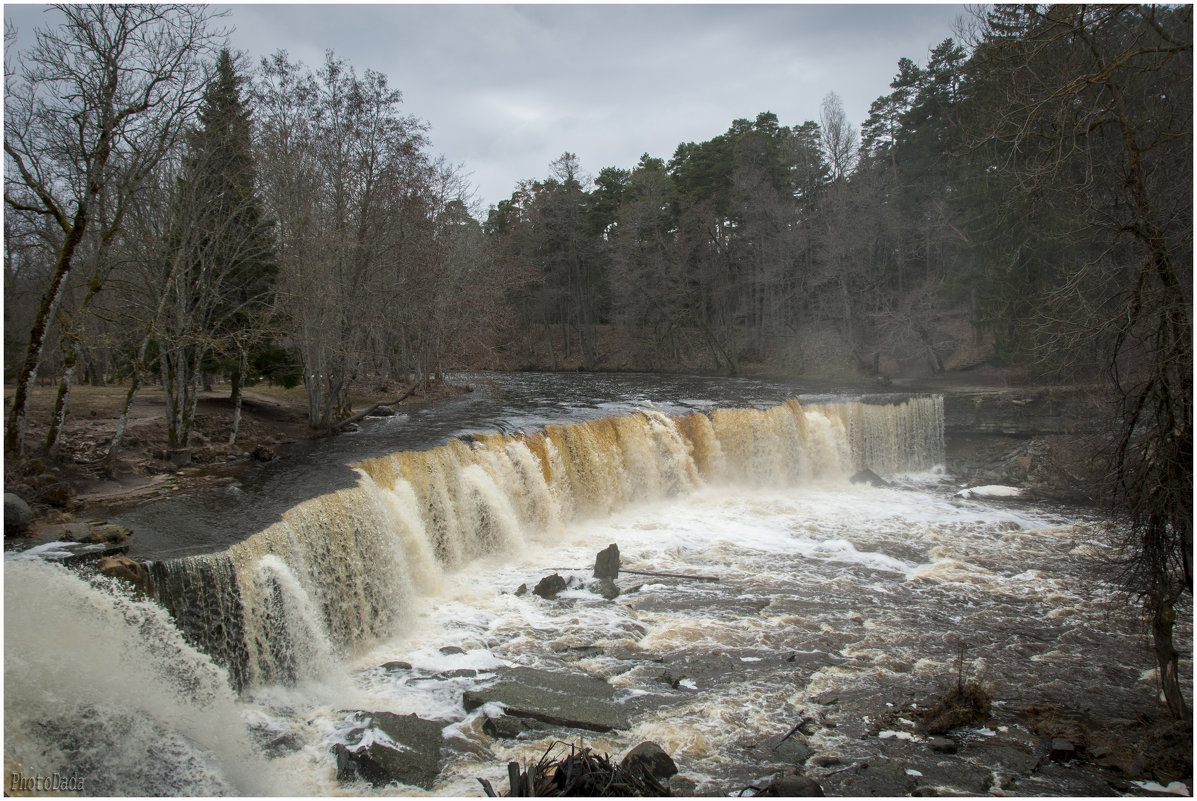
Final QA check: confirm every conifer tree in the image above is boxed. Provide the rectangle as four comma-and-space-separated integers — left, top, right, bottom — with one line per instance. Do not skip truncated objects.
159, 49, 277, 446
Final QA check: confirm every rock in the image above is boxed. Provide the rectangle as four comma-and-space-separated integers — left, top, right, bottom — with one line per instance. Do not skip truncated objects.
514, 583, 528, 596
593, 577, 620, 600
760, 772, 824, 796
4, 493, 32, 535
770, 732, 813, 764
436, 668, 477, 679
1049, 738, 1076, 762
594, 542, 620, 579
928, 736, 958, 754
76, 522, 131, 545
482, 714, 543, 740
825, 760, 914, 796
20, 458, 46, 477
533, 573, 567, 599
367, 406, 397, 417
463, 666, 630, 732
438, 645, 466, 656
621, 741, 678, 782
98, 555, 149, 591
381, 661, 412, 672
168, 448, 192, 467
850, 468, 889, 488
669, 776, 699, 796
251, 445, 275, 462
332, 711, 443, 790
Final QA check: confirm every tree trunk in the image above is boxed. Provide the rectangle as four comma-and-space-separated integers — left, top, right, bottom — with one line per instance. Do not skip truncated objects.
5, 214, 89, 456
106, 369, 144, 474
1153, 596, 1188, 719
228, 349, 246, 447
43, 357, 77, 460
44, 267, 107, 458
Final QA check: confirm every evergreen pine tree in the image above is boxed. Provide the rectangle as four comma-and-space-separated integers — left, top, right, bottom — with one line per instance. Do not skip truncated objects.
163, 49, 279, 446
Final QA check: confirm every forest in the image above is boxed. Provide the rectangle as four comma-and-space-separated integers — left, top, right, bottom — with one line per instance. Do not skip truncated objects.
3, 5, 1192, 714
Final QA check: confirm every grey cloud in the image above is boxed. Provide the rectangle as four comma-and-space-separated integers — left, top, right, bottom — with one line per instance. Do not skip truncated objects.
6, 3, 967, 210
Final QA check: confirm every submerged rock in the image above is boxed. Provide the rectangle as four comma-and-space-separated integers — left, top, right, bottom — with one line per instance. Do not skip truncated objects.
482, 714, 544, 740
850, 468, 890, 488
756, 771, 824, 796
928, 736, 958, 754
593, 577, 620, 600
332, 710, 443, 789
463, 666, 631, 732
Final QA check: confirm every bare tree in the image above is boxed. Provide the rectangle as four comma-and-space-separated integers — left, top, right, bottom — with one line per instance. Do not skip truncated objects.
819, 92, 859, 182
3, 4, 225, 457
969, 4, 1192, 718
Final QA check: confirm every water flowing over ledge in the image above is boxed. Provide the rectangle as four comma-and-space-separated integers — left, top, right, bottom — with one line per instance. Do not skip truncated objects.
148, 395, 944, 689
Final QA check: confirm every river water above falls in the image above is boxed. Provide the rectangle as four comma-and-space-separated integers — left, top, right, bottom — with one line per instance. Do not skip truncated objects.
4, 373, 1186, 796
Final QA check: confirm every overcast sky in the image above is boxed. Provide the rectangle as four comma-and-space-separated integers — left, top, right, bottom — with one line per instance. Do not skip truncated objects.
5, 3, 970, 213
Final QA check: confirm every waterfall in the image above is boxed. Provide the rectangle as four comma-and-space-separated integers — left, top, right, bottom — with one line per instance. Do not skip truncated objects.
148, 395, 943, 689
3, 560, 284, 795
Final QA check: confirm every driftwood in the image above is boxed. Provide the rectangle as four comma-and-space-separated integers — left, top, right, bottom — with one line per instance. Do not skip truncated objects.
619, 568, 719, 582
334, 384, 418, 430
479, 741, 670, 797
774, 714, 813, 749
544, 567, 720, 583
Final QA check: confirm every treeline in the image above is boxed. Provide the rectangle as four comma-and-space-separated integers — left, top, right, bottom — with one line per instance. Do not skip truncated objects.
487, 7, 1191, 383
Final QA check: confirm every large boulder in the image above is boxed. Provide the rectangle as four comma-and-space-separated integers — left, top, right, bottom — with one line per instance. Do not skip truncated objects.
593, 543, 620, 579
331, 711, 444, 790
98, 555, 149, 592
620, 741, 677, 782
533, 573, 567, 599
4, 493, 32, 535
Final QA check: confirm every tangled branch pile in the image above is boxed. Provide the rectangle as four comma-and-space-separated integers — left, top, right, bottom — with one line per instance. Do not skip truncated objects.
479, 741, 671, 797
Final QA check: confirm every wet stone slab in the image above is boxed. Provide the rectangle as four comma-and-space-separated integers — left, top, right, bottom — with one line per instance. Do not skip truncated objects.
463, 665, 675, 733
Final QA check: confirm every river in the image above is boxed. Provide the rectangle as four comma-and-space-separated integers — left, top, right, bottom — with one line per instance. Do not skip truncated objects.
3, 372, 1188, 796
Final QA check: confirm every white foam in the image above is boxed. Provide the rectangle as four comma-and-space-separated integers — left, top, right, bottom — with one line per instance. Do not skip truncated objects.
1133, 781, 1190, 796
879, 730, 919, 741
956, 485, 1024, 499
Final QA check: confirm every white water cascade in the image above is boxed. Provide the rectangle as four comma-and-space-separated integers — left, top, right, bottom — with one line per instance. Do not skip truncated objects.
143, 396, 943, 689
6, 389, 1174, 796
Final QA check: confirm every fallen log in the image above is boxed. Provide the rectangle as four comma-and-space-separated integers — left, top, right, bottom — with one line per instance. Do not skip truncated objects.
620, 568, 719, 582
540, 567, 720, 582
334, 384, 418, 430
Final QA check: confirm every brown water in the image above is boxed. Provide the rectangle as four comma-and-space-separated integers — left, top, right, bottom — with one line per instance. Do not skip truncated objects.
4, 374, 1188, 796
